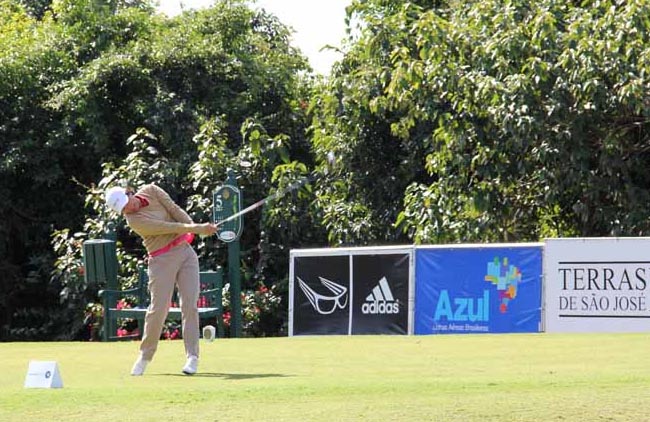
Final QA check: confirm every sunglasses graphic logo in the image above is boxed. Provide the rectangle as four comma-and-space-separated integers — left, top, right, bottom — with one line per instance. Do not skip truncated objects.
297, 276, 348, 315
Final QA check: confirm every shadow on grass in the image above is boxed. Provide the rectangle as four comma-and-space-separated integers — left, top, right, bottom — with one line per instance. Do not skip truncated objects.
153, 372, 292, 380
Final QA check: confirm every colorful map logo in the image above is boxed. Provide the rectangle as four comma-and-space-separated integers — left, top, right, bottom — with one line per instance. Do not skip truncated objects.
485, 257, 521, 313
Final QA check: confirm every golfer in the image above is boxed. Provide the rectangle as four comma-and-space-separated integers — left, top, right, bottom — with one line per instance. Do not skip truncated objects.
104, 184, 217, 376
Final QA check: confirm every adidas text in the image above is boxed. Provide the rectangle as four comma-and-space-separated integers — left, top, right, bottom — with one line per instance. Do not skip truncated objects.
362, 301, 399, 314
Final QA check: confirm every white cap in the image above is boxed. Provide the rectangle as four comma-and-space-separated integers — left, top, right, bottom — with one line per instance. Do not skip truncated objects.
105, 186, 129, 214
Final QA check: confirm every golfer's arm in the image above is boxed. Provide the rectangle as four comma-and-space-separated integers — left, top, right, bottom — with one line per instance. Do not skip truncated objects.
151, 184, 194, 224
127, 215, 200, 236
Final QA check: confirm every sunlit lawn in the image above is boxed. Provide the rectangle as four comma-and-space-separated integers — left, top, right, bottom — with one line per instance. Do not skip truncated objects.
1, 333, 649, 421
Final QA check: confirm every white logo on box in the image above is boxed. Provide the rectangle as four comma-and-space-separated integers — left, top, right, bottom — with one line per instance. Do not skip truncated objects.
297, 276, 348, 315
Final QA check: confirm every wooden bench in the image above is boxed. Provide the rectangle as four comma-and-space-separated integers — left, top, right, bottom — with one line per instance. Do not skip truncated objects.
82, 238, 224, 342
98, 265, 225, 341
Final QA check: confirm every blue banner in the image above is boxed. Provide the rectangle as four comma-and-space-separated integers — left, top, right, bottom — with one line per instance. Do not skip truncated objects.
415, 246, 542, 335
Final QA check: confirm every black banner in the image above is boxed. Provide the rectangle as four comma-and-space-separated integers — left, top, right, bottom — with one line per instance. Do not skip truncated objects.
293, 255, 350, 335
351, 254, 409, 334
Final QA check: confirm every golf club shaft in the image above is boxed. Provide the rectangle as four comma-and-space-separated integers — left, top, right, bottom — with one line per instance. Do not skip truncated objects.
214, 174, 315, 227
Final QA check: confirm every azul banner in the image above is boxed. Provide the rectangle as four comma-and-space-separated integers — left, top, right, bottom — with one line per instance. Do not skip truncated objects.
293, 255, 350, 335
415, 246, 542, 335
351, 254, 409, 334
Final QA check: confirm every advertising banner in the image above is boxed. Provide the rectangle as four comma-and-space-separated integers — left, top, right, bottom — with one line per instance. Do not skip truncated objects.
415, 246, 542, 335
292, 255, 350, 335
351, 254, 410, 334
544, 238, 650, 332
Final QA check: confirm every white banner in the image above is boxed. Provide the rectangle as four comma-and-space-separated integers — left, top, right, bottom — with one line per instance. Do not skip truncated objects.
544, 238, 650, 332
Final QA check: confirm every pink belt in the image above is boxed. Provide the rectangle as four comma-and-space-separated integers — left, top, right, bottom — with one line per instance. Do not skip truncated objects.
149, 233, 195, 258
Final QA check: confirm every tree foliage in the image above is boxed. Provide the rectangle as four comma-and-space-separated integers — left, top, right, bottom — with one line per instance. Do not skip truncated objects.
311, 0, 650, 245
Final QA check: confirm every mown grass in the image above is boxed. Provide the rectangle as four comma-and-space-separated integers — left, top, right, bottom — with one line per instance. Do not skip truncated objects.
1, 333, 649, 421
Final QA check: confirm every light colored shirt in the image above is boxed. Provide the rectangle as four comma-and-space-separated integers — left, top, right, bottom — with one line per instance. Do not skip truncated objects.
125, 184, 201, 254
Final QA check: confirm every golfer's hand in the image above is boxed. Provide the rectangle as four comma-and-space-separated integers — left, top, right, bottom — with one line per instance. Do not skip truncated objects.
197, 223, 217, 236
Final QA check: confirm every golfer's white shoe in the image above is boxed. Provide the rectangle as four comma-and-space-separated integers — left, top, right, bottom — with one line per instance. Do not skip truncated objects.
182, 355, 198, 375
131, 356, 149, 376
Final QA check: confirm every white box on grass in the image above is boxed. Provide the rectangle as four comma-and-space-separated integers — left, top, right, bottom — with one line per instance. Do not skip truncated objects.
24, 361, 63, 389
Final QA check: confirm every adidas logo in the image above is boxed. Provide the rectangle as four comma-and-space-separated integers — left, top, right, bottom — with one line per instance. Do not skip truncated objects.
361, 276, 400, 315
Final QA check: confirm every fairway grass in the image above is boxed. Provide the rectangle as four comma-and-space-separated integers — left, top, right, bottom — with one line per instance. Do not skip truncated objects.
1, 333, 649, 421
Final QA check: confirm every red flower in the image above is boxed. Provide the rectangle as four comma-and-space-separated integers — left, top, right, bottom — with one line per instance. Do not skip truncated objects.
116, 299, 131, 310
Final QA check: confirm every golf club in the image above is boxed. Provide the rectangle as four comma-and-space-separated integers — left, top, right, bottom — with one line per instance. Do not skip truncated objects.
214, 152, 336, 228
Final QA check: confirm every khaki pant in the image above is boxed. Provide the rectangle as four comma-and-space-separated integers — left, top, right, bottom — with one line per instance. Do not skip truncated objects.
139, 242, 200, 361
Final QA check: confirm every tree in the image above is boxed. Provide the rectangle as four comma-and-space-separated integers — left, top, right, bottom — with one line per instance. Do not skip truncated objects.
308, 1, 436, 245
310, 0, 650, 245
1, 0, 315, 339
